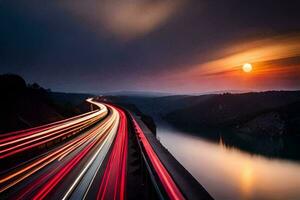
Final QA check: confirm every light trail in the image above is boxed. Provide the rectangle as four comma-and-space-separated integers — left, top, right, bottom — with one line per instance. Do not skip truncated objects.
62, 105, 120, 200
0, 99, 188, 200
0, 100, 108, 159
131, 114, 185, 200
31, 103, 119, 200
14, 115, 117, 199
0, 110, 114, 192
0, 109, 99, 141
97, 105, 128, 200
0, 100, 112, 196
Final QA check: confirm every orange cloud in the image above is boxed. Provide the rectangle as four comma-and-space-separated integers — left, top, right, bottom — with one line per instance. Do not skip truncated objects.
157, 34, 300, 92
188, 34, 300, 77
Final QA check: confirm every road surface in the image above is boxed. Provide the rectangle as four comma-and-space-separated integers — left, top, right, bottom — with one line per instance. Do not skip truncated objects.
0, 99, 194, 200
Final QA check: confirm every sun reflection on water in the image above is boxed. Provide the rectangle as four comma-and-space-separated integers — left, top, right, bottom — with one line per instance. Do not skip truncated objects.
241, 162, 254, 199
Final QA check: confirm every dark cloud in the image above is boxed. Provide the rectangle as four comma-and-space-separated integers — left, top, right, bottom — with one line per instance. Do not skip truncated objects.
0, 0, 300, 93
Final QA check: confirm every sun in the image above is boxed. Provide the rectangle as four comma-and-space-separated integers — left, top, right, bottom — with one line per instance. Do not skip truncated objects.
242, 63, 252, 73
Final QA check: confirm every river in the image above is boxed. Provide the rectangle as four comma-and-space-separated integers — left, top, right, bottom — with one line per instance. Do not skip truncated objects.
157, 125, 300, 200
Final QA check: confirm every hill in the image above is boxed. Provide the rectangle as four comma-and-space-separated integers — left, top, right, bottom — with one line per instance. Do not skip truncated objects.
0, 74, 92, 133
164, 91, 300, 136
106, 91, 300, 136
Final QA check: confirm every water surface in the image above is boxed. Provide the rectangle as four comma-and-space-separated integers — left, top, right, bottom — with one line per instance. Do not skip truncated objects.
157, 125, 300, 200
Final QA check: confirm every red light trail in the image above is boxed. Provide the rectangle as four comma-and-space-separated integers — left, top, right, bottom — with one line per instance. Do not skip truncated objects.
97, 105, 128, 200
0, 99, 186, 200
131, 115, 185, 200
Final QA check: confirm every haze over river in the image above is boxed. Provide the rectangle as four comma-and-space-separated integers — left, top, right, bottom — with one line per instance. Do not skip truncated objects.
157, 125, 300, 200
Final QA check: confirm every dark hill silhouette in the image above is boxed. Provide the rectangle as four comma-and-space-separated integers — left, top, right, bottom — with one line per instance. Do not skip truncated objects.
0, 74, 91, 133
107, 91, 300, 160
164, 91, 300, 136
106, 91, 300, 136
0, 74, 26, 93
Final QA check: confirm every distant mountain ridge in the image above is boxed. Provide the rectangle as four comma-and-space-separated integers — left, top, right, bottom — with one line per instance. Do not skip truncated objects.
164, 91, 300, 136
101, 90, 173, 97
107, 91, 300, 136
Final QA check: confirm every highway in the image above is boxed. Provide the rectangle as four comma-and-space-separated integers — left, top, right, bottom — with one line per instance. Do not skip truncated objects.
0, 98, 192, 200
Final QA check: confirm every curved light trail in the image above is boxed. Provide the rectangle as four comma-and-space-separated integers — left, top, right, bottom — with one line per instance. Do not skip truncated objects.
97, 105, 128, 200
0, 99, 186, 200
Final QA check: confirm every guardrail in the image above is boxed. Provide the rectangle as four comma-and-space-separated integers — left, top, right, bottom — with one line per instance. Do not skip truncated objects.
129, 113, 185, 200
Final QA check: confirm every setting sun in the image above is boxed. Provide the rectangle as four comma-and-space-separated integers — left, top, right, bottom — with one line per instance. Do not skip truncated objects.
243, 63, 253, 73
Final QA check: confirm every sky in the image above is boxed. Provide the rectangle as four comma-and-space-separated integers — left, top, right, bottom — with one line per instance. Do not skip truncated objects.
0, 0, 300, 94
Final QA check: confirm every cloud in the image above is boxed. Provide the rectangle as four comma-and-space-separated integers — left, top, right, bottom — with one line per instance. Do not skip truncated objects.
62, 0, 185, 41
158, 33, 300, 92
179, 34, 300, 77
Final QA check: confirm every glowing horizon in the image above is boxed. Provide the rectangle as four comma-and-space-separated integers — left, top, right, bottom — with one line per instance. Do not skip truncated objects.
152, 34, 300, 93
